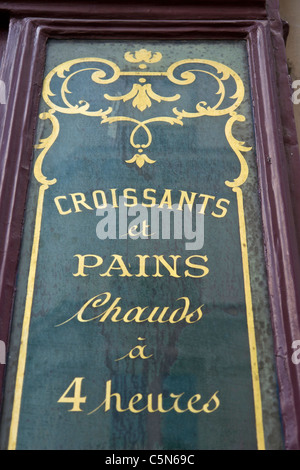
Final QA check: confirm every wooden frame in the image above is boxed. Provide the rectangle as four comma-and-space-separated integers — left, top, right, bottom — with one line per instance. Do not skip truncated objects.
0, 1, 300, 449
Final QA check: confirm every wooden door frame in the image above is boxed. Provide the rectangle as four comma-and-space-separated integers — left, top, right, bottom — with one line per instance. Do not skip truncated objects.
0, 2, 300, 449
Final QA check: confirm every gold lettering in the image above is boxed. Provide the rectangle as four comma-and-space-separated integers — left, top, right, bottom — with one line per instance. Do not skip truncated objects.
198, 194, 215, 214
185, 305, 204, 324
124, 188, 138, 207
70, 192, 93, 212
156, 307, 171, 323
98, 297, 123, 322
145, 307, 161, 323
187, 394, 202, 413
128, 394, 144, 413
100, 254, 133, 277
54, 196, 72, 215
153, 255, 181, 278
142, 188, 156, 207
122, 307, 149, 323
53, 187, 231, 218
88, 381, 220, 415
178, 191, 198, 211
62, 292, 123, 324
202, 391, 220, 413
212, 198, 230, 218
158, 189, 172, 209
168, 297, 189, 323
110, 188, 118, 208
128, 224, 139, 237
56, 291, 205, 325
101, 380, 127, 413
184, 255, 209, 278
169, 393, 188, 413
115, 337, 153, 361
73, 254, 103, 277
92, 190, 107, 209
146, 394, 157, 413
156, 394, 173, 413
135, 255, 150, 277
53, 188, 231, 219
55, 292, 112, 326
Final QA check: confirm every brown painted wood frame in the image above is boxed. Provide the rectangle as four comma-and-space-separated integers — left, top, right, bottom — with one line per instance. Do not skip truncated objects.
0, 13, 300, 450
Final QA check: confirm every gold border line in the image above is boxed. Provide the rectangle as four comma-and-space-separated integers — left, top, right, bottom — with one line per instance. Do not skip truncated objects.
234, 187, 265, 450
8, 111, 59, 450
8, 186, 47, 450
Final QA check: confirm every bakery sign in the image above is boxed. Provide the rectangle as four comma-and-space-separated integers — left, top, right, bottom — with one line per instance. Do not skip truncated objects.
2, 40, 283, 450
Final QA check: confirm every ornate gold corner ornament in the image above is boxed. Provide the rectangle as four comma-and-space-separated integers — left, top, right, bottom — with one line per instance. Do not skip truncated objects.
124, 49, 163, 66
38, 51, 251, 174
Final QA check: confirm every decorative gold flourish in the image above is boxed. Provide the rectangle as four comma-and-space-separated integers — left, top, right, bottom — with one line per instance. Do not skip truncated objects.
34, 111, 59, 186
38, 51, 251, 174
125, 153, 156, 168
104, 83, 180, 112
166, 59, 244, 118
42, 57, 119, 116
124, 49, 162, 64
101, 115, 183, 164
225, 114, 252, 188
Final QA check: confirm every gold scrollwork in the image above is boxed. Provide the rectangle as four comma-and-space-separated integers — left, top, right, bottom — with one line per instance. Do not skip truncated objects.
36, 50, 251, 177
124, 49, 162, 65
34, 111, 59, 186
104, 83, 180, 112
42, 57, 120, 116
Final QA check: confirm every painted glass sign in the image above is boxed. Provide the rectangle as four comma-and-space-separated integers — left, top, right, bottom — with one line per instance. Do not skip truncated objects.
0, 40, 283, 450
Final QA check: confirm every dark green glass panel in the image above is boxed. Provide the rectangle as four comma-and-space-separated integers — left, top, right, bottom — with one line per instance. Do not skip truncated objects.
0, 40, 283, 450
